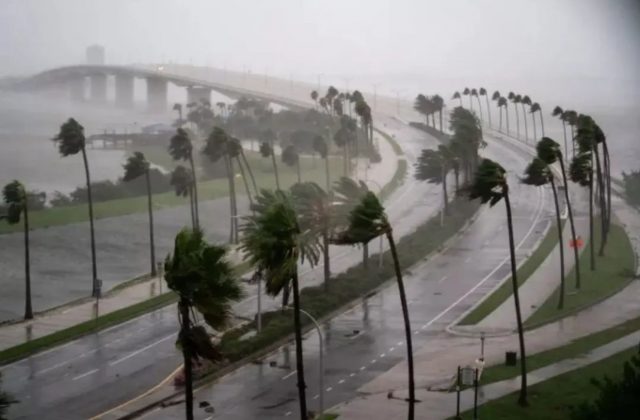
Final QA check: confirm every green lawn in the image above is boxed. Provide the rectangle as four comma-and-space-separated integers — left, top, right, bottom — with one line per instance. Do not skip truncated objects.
459, 220, 564, 325
479, 313, 640, 386
0, 152, 342, 234
454, 347, 639, 420
525, 222, 635, 328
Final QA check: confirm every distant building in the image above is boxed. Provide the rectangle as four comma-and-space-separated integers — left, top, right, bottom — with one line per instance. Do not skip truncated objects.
86, 45, 105, 65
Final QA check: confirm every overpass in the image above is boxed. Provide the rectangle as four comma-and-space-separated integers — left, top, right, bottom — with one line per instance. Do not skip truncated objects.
4, 64, 309, 112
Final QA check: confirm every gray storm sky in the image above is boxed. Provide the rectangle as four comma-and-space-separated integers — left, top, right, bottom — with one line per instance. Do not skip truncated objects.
1, 0, 639, 106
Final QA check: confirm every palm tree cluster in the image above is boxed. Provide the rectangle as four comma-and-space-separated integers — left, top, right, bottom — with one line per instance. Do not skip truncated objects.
413, 94, 445, 132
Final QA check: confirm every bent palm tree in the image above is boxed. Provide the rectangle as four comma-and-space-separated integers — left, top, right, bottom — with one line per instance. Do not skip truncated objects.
169, 128, 199, 228
469, 159, 528, 406
240, 190, 320, 420
2, 181, 33, 319
510, 93, 521, 140
282, 144, 301, 183
123, 152, 157, 276
530, 102, 542, 141
462, 87, 472, 110
260, 129, 280, 190
452, 91, 462, 107
521, 95, 532, 143
313, 135, 331, 191
415, 147, 450, 214
571, 152, 595, 270
471, 88, 482, 122
552, 106, 568, 158
170, 165, 196, 228
54, 118, 99, 296
334, 191, 416, 419
164, 229, 243, 420
479, 87, 491, 127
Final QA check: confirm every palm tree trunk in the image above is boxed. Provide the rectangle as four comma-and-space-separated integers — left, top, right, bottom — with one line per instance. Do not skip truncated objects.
454, 166, 460, 192
224, 157, 235, 243
514, 103, 520, 140
594, 146, 607, 256
531, 112, 538, 142
505, 104, 510, 135
550, 177, 565, 309
603, 141, 612, 236
458, 97, 462, 107
559, 158, 581, 289
499, 107, 503, 132
291, 270, 308, 420
322, 229, 330, 290
188, 187, 196, 230
240, 149, 259, 196
179, 298, 194, 420
503, 190, 528, 406
188, 155, 200, 228
270, 148, 281, 190
236, 156, 254, 208
442, 166, 449, 215
23, 202, 33, 320
589, 162, 595, 271
570, 125, 576, 158
521, 104, 528, 143
385, 229, 415, 419
561, 121, 568, 161
228, 157, 239, 244
485, 96, 492, 128
362, 243, 369, 272
476, 97, 483, 123
81, 147, 99, 297
145, 171, 156, 277
439, 109, 444, 133
539, 112, 545, 137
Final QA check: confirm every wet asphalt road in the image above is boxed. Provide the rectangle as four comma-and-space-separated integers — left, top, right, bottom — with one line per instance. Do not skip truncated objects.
1, 119, 553, 419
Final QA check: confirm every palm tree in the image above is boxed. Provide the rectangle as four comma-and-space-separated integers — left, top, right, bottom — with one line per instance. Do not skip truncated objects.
471, 89, 482, 122
282, 144, 301, 183
452, 91, 463, 107
355, 99, 373, 147
469, 158, 528, 406
570, 151, 595, 270
497, 96, 508, 133
123, 152, 157, 276
170, 165, 196, 228
334, 116, 357, 176
531, 102, 545, 138
552, 106, 569, 158
414, 94, 431, 127
522, 156, 565, 309
537, 137, 582, 289
310, 90, 319, 109
240, 190, 321, 420
479, 87, 491, 127
313, 135, 331, 192
164, 228, 243, 420
2, 181, 33, 319
173, 103, 184, 127
333, 190, 416, 419
54, 118, 99, 297
431, 94, 445, 132
169, 128, 199, 228
415, 146, 450, 214
509, 93, 521, 140
260, 129, 280, 190
521, 95, 531, 143
462, 87, 472, 110
564, 110, 578, 157
291, 182, 333, 289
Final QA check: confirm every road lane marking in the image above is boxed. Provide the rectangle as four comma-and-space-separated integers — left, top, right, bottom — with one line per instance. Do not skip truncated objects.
438, 276, 447, 284
370, 359, 377, 364
380, 353, 386, 358
360, 366, 366, 371
326, 387, 333, 392
338, 379, 345, 384
108, 333, 176, 367
285, 411, 292, 416
72, 369, 98, 381
281, 370, 297, 380
390, 346, 395, 352
349, 373, 355, 377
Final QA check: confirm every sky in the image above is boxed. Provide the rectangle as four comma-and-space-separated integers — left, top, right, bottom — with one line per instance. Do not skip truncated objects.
1, 0, 639, 106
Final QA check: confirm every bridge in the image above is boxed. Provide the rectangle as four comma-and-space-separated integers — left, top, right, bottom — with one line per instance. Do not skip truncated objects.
4, 64, 308, 112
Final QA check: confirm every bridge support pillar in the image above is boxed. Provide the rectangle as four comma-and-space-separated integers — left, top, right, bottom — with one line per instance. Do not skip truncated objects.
186, 86, 212, 106
89, 73, 107, 104
146, 76, 167, 112
115, 75, 134, 108
68, 77, 85, 102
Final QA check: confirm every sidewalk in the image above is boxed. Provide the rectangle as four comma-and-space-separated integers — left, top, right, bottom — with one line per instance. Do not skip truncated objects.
333, 175, 640, 419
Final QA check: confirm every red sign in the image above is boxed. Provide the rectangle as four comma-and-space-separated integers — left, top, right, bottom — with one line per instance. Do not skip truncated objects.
569, 236, 584, 249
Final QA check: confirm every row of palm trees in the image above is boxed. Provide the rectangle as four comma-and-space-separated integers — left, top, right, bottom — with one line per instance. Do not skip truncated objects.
413, 94, 445, 133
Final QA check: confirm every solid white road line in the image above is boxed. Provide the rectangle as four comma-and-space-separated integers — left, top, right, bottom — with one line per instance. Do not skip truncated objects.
72, 368, 98, 381
108, 333, 176, 367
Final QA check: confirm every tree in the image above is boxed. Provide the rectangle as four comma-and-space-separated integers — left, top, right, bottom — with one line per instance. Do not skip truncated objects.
538, 137, 582, 290
260, 129, 280, 190
531, 102, 545, 138
462, 87, 472, 110
492, 91, 502, 131
452, 91, 463, 107
449, 107, 485, 184
354, 99, 373, 147
431, 94, 445, 132
414, 94, 431, 127
415, 146, 450, 214
169, 128, 199, 228
333, 190, 416, 419
173, 103, 184, 127
552, 106, 569, 158
282, 144, 301, 183
164, 228, 243, 420
310, 90, 319, 109
471, 88, 482, 122
521, 95, 531, 143
313, 135, 331, 192
240, 189, 321, 420
334, 116, 357, 176
2, 181, 33, 319
564, 110, 578, 157
522, 156, 565, 309
469, 158, 528, 406
53, 118, 99, 297
498, 96, 510, 135
510, 93, 521, 140
170, 165, 196, 228
479, 87, 491, 127
570, 151, 595, 270
123, 152, 157, 276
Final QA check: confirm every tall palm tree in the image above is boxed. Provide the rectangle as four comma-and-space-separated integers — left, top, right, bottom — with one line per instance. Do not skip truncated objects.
452, 91, 463, 107
310, 90, 319, 109
510, 93, 521, 140
291, 182, 333, 289
522, 156, 565, 308
313, 135, 331, 192
240, 190, 321, 420
173, 103, 184, 127
497, 96, 509, 133
164, 228, 243, 420
2, 181, 33, 319
334, 116, 357, 176
169, 128, 199, 228
471, 89, 483, 122
54, 118, 99, 297
479, 87, 491, 127
469, 158, 528, 406
414, 94, 431, 127
537, 137, 582, 289
282, 144, 301, 183
354, 99, 373, 147
333, 190, 416, 419
431, 94, 445, 132
260, 129, 280, 190
552, 106, 569, 158
531, 102, 545, 137
462, 87, 472, 110
570, 151, 595, 270
564, 110, 578, 157
170, 165, 196, 228
123, 152, 157, 276
415, 147, 450, 214
520, 95, 531, 143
